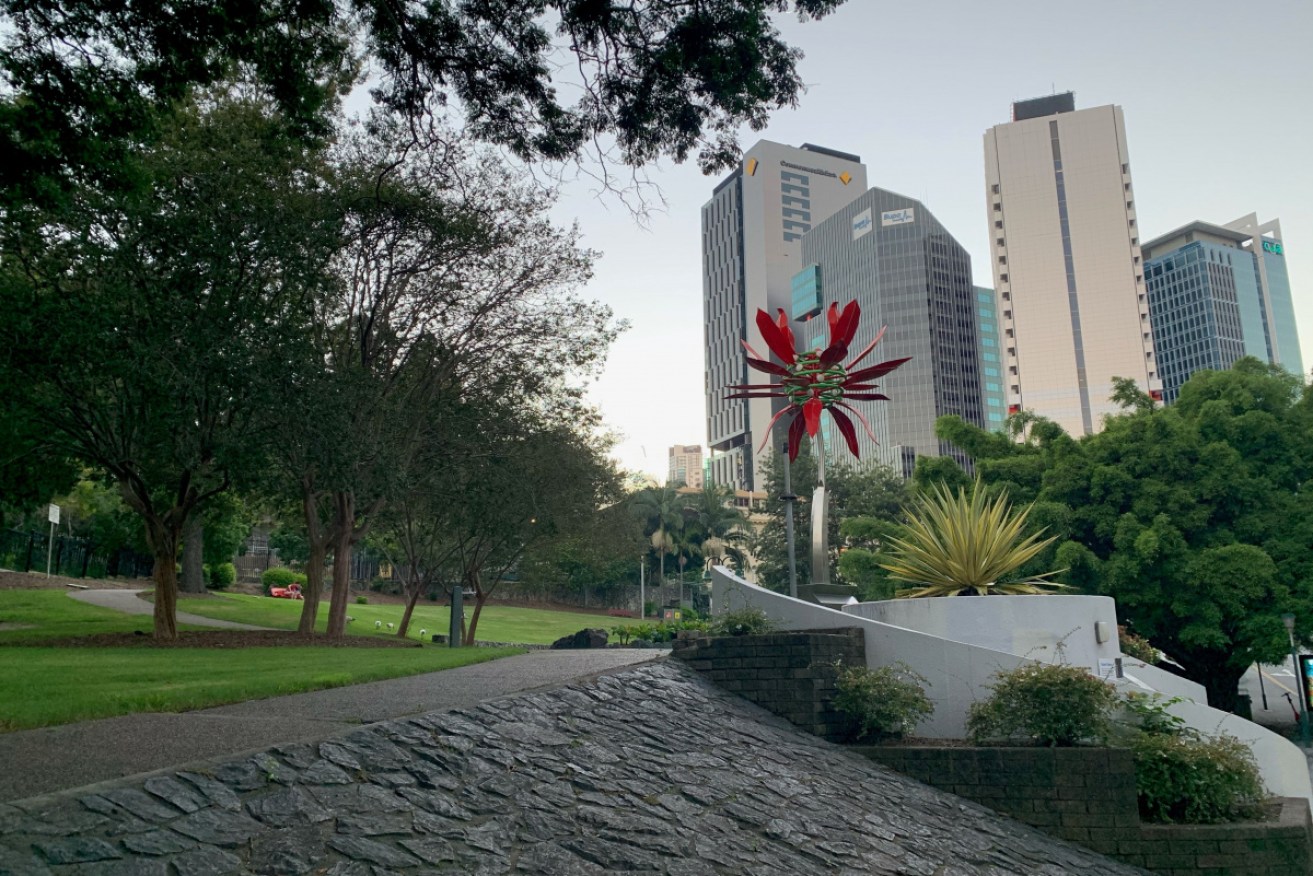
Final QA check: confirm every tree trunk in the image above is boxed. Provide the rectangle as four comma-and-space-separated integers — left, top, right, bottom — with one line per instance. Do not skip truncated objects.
299, 542, 326, 637
325, 491, 356, 638
179, 516, 205, 594
148, 525, 182, 640
297, 480, 329, 637
397, 577, 422, 638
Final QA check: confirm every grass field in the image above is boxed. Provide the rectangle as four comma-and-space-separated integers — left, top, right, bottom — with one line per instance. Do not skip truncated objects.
174, 592, 615, 645
0, 590, 523, 731
0, 645, 520, 731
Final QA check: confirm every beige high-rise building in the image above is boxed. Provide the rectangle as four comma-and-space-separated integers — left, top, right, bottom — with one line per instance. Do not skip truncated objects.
667, 445, 704, 489
983, 93, 1160, 436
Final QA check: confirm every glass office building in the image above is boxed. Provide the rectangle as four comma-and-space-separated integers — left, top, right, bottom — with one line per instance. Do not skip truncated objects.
798, 188, 983, 476
975, 286, 1007, 432
1143, 216, 1304, 401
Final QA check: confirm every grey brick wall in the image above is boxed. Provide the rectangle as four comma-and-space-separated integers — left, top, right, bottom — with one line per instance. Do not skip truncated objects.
856, 746, 1313, 876
671, 628, 864, 742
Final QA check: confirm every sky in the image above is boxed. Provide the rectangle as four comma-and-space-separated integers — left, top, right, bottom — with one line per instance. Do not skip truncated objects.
541, 0, 1313, 483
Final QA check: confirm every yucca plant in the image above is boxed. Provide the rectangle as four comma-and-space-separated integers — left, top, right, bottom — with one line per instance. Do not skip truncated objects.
881, 480, 1066, 597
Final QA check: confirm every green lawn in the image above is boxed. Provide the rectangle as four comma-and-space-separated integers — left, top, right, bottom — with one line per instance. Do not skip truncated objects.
174, 592, 615, 645
0, 589, 206, 643
0, 645, 521, 731
0, 589, 523, 731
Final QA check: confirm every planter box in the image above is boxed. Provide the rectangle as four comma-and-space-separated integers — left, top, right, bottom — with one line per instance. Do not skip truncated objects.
855, 745, 1313, 876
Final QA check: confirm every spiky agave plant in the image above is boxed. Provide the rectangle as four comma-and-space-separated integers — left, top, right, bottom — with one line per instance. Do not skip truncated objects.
881, 481, 1067, 597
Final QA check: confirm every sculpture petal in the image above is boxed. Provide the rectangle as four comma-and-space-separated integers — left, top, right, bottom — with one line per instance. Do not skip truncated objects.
803, 396, 823, 437
755, 309, 796, 364
829, 407, 862, 457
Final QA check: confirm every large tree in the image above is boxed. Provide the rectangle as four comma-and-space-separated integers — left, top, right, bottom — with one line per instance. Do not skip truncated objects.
277, 127, 615, 639
0, 98, 338, 636
1040, 364, 1312, 710
1, 0, 849, 206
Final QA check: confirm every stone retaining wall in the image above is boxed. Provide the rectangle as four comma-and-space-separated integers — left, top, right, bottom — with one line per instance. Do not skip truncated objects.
855, 746, 1313, 876
671, 628, 863, 741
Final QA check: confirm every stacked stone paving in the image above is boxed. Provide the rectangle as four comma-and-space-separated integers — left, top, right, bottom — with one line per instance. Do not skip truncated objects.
0, 662, 1144, 874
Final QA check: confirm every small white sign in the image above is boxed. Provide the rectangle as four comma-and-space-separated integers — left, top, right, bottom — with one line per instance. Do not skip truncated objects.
48, 504, 60, 525
851, 208, 873, 240
881, 208, 916, 226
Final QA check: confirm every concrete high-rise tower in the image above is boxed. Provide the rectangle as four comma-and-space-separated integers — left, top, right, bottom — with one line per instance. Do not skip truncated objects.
983, 93, 1160, 436
703, 141, 866, 491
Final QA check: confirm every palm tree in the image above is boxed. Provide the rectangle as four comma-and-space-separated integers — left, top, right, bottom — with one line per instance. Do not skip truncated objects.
686, 484, 750, 574
630, 484, 686, 600
881, 480, 1066, 597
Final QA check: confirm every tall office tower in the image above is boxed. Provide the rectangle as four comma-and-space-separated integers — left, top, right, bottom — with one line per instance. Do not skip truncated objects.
667, 445, 705, 489
974, 286, 1008, 432
983, 93, 1160, 437
797, 188, 984, 477
703, 141, 867, 491
1224, 214, 1304, 379
1142, 217, 1304, 402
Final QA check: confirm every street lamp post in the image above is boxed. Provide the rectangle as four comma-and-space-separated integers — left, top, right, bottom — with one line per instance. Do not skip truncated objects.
1282, 613, 1310, 748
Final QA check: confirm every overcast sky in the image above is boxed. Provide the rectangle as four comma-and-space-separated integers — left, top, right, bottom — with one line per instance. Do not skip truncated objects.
546, 0, 1313, 482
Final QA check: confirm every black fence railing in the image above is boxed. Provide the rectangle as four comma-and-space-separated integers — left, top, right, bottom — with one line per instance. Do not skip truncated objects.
0, 529, 153, 580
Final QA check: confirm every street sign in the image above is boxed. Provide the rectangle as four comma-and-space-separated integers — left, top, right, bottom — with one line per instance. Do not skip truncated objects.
48, 504, 60, 524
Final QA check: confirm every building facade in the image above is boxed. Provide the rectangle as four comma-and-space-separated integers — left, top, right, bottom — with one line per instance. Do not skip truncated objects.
799, 188, 985, 475
667, 445, 705, 489
1142, 217, 1304, 401
1224, 214, 1304, 380
703, 141, 867, 491
983, 93, 1160, 436
974, 286, 1008, 432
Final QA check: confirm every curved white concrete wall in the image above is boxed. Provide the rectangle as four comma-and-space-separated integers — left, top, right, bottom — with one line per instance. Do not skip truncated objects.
711, 566, 1312, 805
845, 596, 1121, 674
1121, 659, 1208, 704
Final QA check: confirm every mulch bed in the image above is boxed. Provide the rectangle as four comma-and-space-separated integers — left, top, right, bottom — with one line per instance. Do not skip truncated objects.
6, 630, 425, 649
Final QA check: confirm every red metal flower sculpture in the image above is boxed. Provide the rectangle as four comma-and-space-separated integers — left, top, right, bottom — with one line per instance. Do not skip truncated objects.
728, 301, 909, 461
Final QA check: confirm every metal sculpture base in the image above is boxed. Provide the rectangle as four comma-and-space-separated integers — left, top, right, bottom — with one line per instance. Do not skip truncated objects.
796, 582, 859, 609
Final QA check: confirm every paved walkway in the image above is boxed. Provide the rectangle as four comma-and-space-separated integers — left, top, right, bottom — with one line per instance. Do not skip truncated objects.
0, 649, 661, 803
66, 589, 272, 631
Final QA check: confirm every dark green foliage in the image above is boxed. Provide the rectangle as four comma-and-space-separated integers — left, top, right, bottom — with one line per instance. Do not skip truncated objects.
931, 362, 1313, 712
261, 567, 306, 595
833, 663, 933, 741
752, 441, 910, 591
1131, 732, 1266, 824
967, 662, 1118, 747
0, 0, 847, 206
205, 562, 236, 590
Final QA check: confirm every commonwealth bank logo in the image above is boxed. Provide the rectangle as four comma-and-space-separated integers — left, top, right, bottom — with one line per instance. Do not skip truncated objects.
745, 157, 758, 176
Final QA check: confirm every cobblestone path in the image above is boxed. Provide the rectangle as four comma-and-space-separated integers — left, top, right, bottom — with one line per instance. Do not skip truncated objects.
0, 662, 1144, 875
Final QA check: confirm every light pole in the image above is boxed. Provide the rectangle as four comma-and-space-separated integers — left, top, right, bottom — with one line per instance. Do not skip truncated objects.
1282, 613, 1310, 748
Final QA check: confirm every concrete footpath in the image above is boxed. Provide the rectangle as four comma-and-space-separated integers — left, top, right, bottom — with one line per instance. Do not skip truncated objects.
67, 589, 271, 631
0, 649, 661, 803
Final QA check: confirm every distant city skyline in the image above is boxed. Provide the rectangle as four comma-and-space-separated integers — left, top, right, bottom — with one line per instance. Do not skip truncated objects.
541, 0, 1313, 479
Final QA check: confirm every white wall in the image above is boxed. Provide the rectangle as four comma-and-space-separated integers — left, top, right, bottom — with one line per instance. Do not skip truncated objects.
845, 595, 1122, 674
711, 566, 1312, 805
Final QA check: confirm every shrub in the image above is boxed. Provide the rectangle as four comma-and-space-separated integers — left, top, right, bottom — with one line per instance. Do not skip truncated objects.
355, 595, 369, 605
261, 567, 305, 595
967, 662, 1118, 746
711, 606, 776, 637
1132, 732, 1266, 823
1118, 626, 1159, 664
833, 662, 934, 742
206, 562, 236, 589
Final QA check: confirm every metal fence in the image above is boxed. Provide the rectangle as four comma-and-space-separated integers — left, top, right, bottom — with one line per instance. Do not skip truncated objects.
0, 529, 153, 580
